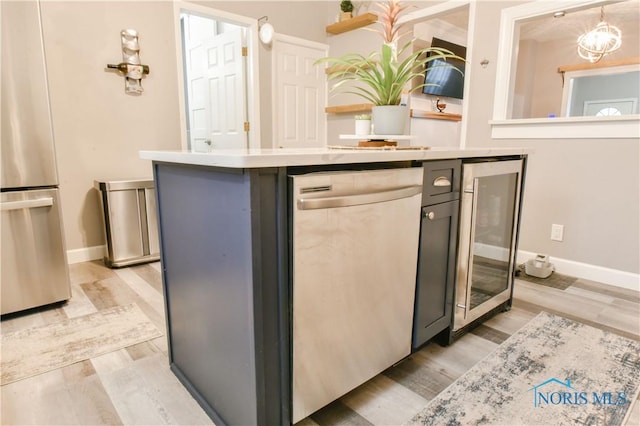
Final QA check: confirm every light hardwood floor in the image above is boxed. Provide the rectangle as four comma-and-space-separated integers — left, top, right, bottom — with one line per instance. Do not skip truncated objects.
1, 261, 638, 425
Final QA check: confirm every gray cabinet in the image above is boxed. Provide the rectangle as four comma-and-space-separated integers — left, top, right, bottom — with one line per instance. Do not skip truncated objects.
412, 160, 461, 350
150, 156, 525, 424
421, 159, 461, 205
153, 164, 289, 426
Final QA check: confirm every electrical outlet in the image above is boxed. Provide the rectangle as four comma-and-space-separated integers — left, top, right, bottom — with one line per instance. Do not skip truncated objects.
551, 224, 564, 242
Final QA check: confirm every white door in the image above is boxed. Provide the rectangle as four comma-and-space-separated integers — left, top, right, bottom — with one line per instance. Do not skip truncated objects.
185, 16, 247, 151
273, 36, 327, 149
583, 98, 637, 116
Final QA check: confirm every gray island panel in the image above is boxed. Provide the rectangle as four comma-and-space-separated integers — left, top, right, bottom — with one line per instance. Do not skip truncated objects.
154, 162, 288, 425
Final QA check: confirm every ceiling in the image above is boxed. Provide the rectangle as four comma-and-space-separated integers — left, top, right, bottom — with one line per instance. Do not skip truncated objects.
436, 1, 639, 44
519, 1, 639, 43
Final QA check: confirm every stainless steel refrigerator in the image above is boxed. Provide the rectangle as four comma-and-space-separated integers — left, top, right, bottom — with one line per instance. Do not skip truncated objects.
1, 0, 71, 315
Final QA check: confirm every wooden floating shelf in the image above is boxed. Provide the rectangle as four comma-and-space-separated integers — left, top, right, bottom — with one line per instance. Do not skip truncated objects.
557, 56, 640, 74
326, 13, 377, 35
325, 104, 373, 114
326, 106, 462, 121
410, 109, 462, 122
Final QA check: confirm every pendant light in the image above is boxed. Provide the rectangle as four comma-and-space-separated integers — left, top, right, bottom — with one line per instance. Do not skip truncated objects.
577, 6, 621, 63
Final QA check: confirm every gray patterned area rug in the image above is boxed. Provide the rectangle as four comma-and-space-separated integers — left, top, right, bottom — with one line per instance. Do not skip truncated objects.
1, 303, 162, 385
407, 312, 640, 426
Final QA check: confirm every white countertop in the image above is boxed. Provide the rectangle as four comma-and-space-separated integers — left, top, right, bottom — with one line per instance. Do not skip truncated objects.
139, 146, 531, 169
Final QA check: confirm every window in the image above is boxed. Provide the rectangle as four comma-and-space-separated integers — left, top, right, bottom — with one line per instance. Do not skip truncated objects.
561, 64, 639, 117
490, 0, 639, 139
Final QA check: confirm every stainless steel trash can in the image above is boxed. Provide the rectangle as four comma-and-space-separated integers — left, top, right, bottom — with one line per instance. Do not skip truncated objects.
95, 179, 160, 268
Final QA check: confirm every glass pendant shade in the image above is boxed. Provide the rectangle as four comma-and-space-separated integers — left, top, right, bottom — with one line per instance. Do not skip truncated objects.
257, 16, 274, 45
577, 7, 622, 63
259, 22, 274, 45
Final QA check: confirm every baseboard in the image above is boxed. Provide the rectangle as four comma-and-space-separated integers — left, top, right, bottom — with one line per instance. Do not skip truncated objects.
67, 245, 638, 291
517, 250, 639, 291
67, 245, 105, 264
474, 243, 509, 262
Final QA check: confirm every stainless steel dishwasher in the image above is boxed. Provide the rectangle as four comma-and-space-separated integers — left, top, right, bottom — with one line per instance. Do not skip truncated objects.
291, 167, 423, 422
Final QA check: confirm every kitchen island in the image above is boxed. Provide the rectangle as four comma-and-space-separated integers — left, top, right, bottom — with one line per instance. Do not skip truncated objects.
140, 146, 529, 426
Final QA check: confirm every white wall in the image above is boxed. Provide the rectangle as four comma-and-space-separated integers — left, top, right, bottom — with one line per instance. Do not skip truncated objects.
37, 1, 640, 283
514, 25, 640, 119
411, 17, 467, 147
39, 1, 329, 257
325, 24, 382, 145
40, 1, 181, 256
464, 1, 640, 279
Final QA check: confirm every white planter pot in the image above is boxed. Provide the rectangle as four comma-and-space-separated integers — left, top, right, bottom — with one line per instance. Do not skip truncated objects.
354, 119, 371, 136
371, 105, 408, 135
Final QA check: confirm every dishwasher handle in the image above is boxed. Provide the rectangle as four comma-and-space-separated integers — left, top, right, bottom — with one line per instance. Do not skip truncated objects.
297, 185, 421, 210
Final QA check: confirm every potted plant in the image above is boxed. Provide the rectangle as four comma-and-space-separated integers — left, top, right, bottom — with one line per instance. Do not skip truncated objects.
319, 0, 464, 135
340, 1, 354, 21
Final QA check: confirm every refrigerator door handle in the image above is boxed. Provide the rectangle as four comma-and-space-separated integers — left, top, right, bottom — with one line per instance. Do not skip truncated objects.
1, 197, 54, 211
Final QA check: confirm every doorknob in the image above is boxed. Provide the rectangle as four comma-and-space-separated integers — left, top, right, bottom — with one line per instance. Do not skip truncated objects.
204, 139, 212, 146
424, 211, 435, 220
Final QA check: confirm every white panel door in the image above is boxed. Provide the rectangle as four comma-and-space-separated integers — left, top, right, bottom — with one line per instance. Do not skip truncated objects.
204, 30, 246, 149
185, 19, 246, 151
273, 37, 327, 149
583, 98, 637, 116
184, 14, 215, 152
186, 52, 209, 152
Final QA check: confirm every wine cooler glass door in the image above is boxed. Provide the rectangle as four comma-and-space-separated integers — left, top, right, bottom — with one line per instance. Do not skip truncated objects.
454, 160, 523, 331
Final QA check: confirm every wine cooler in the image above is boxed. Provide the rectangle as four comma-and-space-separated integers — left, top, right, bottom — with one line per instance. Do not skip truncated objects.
452, 159, 524, 336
